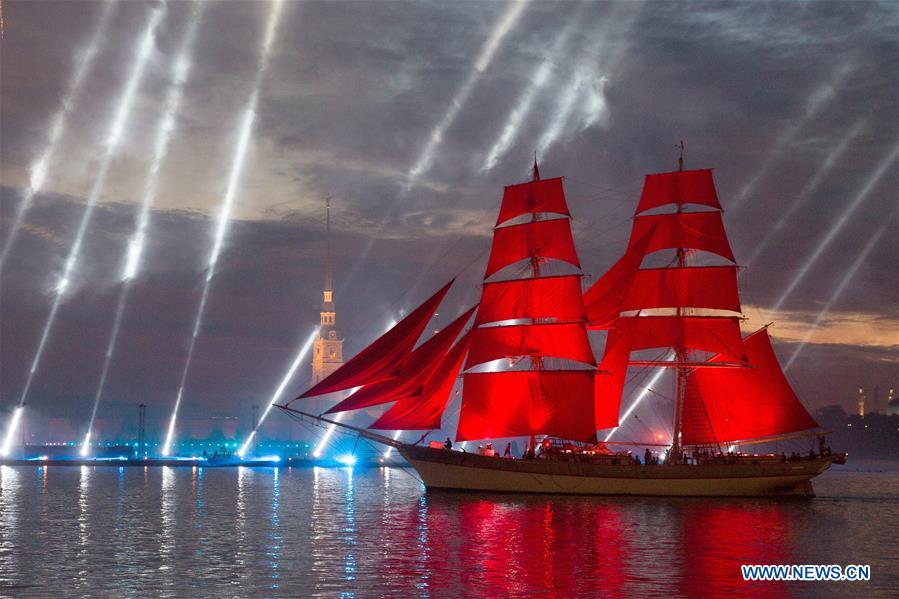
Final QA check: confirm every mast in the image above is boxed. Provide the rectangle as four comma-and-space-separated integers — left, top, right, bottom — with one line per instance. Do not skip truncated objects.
457, 174, 598, 443
586, 146, 749, 439
672, 141, 687, 459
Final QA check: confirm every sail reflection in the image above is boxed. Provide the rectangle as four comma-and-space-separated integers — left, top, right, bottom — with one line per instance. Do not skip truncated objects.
392, 491, 799, 596
677, 502, 793, 597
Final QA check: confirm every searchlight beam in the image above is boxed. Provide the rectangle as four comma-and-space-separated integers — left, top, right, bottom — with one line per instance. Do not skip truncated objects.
80, 2, 206, 457
1, 6, 165, 458
162, 0, 286, 456
0, 0, 117, 271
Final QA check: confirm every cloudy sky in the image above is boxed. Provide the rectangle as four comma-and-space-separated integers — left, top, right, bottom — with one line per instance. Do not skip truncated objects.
1, 0, 896, 444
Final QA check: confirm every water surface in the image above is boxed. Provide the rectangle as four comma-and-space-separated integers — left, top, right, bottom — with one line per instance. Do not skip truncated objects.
1, 462, 896, 597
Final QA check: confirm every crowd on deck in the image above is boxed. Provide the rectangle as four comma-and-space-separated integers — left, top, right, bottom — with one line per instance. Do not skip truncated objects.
441, 436, 832, 466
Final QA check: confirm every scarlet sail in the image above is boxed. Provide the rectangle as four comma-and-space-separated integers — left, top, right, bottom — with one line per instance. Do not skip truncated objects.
456, 371, 597, 442
629, 211, 735, 262
635, 169, 721, 215
370, 331, 472, 431
496, 177, 569, 226
681, 329, 819, 444
325, 306, 476, 414
485, 218, 580, 278
618, 316, 747, 362
465, 322, 595, 369
593, 328, 630, 429
583, 225, 655, 329
476, 275, 585, 325
621, 266, 741, 313
298, 280, 452, 398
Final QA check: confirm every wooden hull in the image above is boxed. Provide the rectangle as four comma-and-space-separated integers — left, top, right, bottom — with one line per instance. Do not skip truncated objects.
399, 445, 835, 497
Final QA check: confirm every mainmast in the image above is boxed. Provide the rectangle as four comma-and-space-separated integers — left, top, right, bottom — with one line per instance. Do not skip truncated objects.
672, 141, 687, 459
585, 145, 748, 442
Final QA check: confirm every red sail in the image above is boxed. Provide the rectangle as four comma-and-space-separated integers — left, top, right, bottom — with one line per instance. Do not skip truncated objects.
629, 211, 735, 262
682, 328, 819, 444
465, 322, 596, 369
298, 280, 452, 398
325, 306, 477, 413
621, 266, 741, 313
618, 316, 747, 363
681, 375, 718, 445
583, 225, 655, 329
485, 218, 580, 278
496, 177, 570, 226
635, 169, 721, 215
456, 370, 597, 442
476, 275, 585, 325
594, 328, 630, 429
369, 332, 471, 430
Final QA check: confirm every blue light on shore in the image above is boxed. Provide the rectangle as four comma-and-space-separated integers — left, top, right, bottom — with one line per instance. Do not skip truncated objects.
336, 454, 357, 467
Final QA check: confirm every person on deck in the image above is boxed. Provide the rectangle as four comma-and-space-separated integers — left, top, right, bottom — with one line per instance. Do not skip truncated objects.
503, 443, 512, 457
444, 437, 452, 450
644, 448, 652, 465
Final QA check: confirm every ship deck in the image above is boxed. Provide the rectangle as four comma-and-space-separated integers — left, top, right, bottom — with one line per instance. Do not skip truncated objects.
400, 445, 837, 497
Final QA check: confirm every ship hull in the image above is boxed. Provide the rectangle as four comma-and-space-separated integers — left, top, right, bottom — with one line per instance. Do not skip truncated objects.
399, 446, 834, 497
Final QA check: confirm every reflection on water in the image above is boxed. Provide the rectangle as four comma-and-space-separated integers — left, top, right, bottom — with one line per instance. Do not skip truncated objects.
0, 466, 21, 588
0, 465, 896, 596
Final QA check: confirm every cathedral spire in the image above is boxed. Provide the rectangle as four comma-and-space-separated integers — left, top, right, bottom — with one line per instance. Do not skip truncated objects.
312, 196, 344, 388
324, 197, 333, 306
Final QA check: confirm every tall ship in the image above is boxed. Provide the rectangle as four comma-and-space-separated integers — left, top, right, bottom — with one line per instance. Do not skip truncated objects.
279, 155, 844, 497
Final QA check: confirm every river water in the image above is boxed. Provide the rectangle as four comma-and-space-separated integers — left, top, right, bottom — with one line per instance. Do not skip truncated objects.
0, 462, 896, 597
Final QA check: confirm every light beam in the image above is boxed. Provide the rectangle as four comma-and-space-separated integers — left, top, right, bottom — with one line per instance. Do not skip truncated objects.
731, 62, 853, 210
162, 0, 286, 456
603, 359, 669, 443
535, 2, 641, 156
769, 143, 898, 317
383, 431, 402, 458
80, 1, 206, 458
784, 218, 893, 370
405, 0, 527, 187
237, 328, 319, 457
481, 9, 583, 172
745, 119, 866, 267
0, 407, 23, 457
313, 412, 343, 458
2, 6, 165, 457
536, 68, 592, 157
0, 0, 116, 272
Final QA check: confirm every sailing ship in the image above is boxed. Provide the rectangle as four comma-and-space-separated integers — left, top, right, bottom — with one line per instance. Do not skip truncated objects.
278, 155, 844, 497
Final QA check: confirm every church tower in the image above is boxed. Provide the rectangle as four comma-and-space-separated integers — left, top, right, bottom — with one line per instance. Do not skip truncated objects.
311, 198, 344, 386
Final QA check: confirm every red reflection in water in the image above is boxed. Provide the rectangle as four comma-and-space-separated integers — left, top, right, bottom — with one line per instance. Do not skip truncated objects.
424, 496, 632, 597
356, 488, 797, 596
678, 502, 793, 598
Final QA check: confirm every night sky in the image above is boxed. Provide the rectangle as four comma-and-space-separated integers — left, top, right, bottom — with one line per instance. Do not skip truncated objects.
1, 0, 896, 444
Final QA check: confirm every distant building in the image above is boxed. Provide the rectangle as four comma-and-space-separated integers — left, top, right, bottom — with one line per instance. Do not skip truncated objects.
857, 387, 865, 418
887, 387, 899, 417
815, 404, 848, 428
311, 198, 344, 387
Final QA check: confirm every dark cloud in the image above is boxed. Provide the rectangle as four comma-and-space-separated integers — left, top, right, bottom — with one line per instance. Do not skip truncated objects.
0, 0, 896, 440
